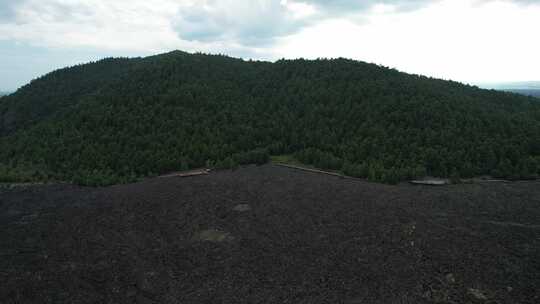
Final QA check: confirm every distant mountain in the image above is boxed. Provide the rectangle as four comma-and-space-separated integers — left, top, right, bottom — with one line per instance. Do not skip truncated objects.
1, 51, 539, 185
484, 81, 539, 89
504, 89, 540, 98
480, 81, 540, 98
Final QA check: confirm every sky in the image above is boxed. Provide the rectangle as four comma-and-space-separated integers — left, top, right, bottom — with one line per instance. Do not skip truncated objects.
0, 0, 539, 91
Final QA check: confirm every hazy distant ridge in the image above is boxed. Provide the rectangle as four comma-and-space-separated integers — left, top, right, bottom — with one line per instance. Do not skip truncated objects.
480, 81, 540, 90
478, 82, 540, 98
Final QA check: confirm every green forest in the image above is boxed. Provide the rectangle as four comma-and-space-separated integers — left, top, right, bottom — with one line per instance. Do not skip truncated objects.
1, 51, 539, 185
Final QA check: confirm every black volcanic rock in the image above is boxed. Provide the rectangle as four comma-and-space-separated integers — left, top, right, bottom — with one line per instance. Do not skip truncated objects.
1, 165, 539, 303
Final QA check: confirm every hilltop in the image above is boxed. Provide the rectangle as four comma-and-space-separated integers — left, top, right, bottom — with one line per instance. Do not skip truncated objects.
1, 51, 539, 185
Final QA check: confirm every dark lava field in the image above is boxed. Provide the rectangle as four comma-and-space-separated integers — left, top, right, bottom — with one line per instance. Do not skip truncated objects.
1, 164, 539, 303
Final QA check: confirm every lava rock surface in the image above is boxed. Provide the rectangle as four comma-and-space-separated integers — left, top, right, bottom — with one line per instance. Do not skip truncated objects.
1, 165, 539, 303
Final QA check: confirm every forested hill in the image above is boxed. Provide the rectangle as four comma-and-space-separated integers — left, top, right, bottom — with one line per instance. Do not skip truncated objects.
1, 51, 540, 185
0, 58, 136, 135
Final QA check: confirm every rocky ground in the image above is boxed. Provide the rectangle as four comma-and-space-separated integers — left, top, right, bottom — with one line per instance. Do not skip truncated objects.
1, 164, 539, 303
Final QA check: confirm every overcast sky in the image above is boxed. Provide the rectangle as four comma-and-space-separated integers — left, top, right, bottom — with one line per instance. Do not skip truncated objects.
1, 0, 539, 91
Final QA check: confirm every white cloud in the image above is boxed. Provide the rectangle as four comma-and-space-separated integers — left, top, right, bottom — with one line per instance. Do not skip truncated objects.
0, 0, 185, 52
173, 0, 309, 46
0, 0, 433, 51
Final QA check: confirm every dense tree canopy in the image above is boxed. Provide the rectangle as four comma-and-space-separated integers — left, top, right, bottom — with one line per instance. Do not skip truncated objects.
1, 51, 539, 185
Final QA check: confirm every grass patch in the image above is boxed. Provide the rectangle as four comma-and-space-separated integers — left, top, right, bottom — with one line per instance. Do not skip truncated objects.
271, 155, 306, 166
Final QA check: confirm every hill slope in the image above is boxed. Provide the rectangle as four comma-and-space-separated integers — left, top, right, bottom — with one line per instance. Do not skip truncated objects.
1, 51, 540, 185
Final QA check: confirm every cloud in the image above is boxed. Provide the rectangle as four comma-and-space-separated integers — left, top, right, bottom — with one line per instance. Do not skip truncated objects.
0, 0, 183, 51
172, 0, 439, 46
486, 0, 540, 4
0, 0, 280, 61
174, 1, 311, 46
0, 0, 20, 22
4, 0, 538, 50
302, 0, 433, 14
